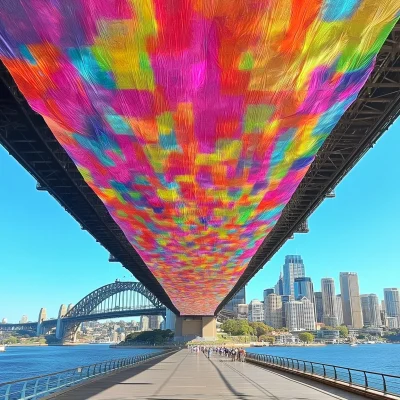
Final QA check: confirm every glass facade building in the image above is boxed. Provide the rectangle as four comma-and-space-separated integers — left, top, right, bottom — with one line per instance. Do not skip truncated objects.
283, 255, 305, 297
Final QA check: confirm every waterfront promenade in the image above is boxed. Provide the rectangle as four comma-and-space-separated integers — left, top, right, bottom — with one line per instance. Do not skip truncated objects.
54, 350, 367, 399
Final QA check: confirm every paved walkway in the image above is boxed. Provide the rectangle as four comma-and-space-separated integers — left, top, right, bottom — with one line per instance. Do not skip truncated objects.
55, 350, 367, 399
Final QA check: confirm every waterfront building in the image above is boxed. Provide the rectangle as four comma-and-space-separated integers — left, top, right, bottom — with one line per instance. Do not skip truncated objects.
317, 329, 340, 343
314, 292, 324, 323
340, 272, 363, 328
383, 288, 400, 325
140, 315, 149, 331
294, 277, 314, 302
285, 297, 316, 331
360, 294, 381, 327
283, 255, 305, 297
19, 315, 28, 324
248, 299, 264, 322
264, 294, 283, 328
321, 278, 338, 327
235, 304, 249, 320
386, 316, 399, 329
275, 272, 284, 295
224, 286, 246, 312
335, 295, 344, 325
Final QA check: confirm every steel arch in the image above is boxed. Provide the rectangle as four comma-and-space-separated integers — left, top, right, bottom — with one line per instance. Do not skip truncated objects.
64, 281, 164, 318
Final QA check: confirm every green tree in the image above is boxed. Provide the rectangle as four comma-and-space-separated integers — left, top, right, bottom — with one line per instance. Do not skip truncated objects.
249, 322, 272, 339
259, 335, 275, 344
5, 336, 18, 344
338, 325, 349, 338
221, 319, 236, 335
298, 332, 314, 343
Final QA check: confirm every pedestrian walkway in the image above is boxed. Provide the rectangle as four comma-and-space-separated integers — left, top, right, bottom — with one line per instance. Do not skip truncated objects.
55, 350, 367, 399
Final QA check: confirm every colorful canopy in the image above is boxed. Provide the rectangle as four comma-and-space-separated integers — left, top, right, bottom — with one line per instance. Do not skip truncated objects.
0, 0, 398, 315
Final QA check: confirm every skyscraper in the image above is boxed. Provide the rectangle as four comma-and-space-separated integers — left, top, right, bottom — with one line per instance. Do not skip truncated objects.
294, 277, 314, 302
283, 255, 305, 297
321, 278, 338, 327
314, 292, 324, 323
140, 316, 149, 331
224, 286, 246, 312
264, 288, 275, 297
248, 299, 264, 322
275, 272, 284, 295
285, 297, 316, 331
264, 294, 283, 328
384, 288, 400, 325
149, 315, 164, 330
360, 294, 381, 327
340, 272, 363, 329
335, 295, 344, 325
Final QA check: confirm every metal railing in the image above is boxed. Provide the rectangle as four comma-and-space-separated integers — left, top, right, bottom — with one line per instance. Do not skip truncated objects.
0, 351, 172, 400
246, 353, 400, 397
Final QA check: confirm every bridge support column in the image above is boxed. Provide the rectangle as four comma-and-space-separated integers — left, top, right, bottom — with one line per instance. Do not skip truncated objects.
174, 316, 216, 342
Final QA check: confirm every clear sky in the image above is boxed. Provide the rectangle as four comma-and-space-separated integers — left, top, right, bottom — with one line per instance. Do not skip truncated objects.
1, 120, 399, 322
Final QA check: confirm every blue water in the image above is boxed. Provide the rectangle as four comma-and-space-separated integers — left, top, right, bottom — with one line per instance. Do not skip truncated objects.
0, 345, 161, 384
249, 344, 400, 376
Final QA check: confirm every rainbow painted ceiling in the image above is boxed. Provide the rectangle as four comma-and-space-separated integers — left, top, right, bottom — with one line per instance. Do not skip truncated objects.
0, 1, 398, 315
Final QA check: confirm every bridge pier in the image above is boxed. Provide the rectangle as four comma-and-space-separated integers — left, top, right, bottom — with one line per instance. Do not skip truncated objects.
36, 308, 47, 336
174, 316, 216, 341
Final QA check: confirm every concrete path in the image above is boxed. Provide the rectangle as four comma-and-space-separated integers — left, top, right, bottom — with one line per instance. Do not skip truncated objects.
54, 350, 367, 399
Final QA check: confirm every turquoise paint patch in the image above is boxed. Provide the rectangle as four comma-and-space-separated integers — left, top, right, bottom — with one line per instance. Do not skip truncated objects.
20, 45, 36, 65
322, 0, 359, 21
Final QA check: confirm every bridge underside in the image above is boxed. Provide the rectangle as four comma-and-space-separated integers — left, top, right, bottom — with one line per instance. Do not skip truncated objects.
0, 15, 399, 316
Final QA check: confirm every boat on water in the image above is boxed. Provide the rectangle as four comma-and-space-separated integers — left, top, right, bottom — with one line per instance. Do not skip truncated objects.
350, 343, 358, 347
0, 345, 6, 352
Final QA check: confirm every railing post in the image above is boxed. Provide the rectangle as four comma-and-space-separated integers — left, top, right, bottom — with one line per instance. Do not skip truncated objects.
382, 374, 387, 392
5, 384, 11, 400
311, 362, 314, 374
32, 377, 40, 400
323, 365, 326, 377
303, 361, 306, 372
364, 371, 368, 388
297, 359, 299, 370
333, 366, 337, 380
21, 381, 28, 398
348, 369, 352, 384
45, 376, 51, 393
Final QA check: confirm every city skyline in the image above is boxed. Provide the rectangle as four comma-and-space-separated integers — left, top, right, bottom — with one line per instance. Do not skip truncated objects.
1, 120, 400, 321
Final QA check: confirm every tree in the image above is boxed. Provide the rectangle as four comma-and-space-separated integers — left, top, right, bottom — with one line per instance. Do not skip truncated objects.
338, 325, 349, 338
5, 336, 18, 344
299, 332, 314, 343
259, 335, 275, 344
249, 322, 272, 339
221, 319, 236, 335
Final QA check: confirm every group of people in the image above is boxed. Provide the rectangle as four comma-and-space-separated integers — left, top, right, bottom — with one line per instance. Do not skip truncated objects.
188, 345, 246, 362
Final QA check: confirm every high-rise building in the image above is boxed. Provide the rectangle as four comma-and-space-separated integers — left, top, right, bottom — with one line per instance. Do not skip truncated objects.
20, 315, 28, 324
264, 288, 275, 297
236, 304, 249, 320
321, 278, 338, 327
335, 295, 344, 325
340, 272, 363, 328
248, 299, 264, 322
384, 288, 400, 325
281, 294, 294, 327
386, 317, 399, 329
314, 292, 324, 323
264, 294, 283, 328
224, 286, 246, 312
275, 272, 284, 296
294, 277, 314, 302
149, 315, 164, 330
140, 316, 149, 331
360, 294, 381, 327
285, 297, 316, 331
283, 255, 305, 297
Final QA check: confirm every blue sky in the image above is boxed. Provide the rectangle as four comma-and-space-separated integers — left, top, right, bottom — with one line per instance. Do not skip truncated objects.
1, 120, 399, 322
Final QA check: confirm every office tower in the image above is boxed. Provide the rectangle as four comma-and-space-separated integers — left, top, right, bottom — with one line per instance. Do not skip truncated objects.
140, 315, 149, 331
294, 277, 314, 301
248, 299, 264, 322
360, 294, 381, 327
335, 295, 344, 325
275, 272, 284, 295
386, 317, 399, 329
236, 304, 249, 320
224, 286, 246, 312
264, 288, 275, 297
283, 255, 305, 297
264, 294, 283, 328
281, 294, 294, 327
20, 315, 28, 324
285, 297, 316, 331
321, 278, 338, 327
149, 315, 164, 330
340, 272, 363, 328
384, 288, 400, 325
314, 292, 324, 323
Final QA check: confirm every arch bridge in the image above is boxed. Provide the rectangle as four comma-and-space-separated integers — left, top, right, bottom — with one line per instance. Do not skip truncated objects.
0, 282, 166, 343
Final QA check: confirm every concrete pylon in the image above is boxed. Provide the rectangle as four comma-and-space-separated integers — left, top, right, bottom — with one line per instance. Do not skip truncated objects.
56, 304, 67, 340
37, 308, 47, 336
174, 316, 216, 342
66, 304, 74, 313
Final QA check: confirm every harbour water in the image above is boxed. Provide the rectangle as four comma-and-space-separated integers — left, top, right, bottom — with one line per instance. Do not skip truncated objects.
0, 344, 161, 384
249, 343, 400, 376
